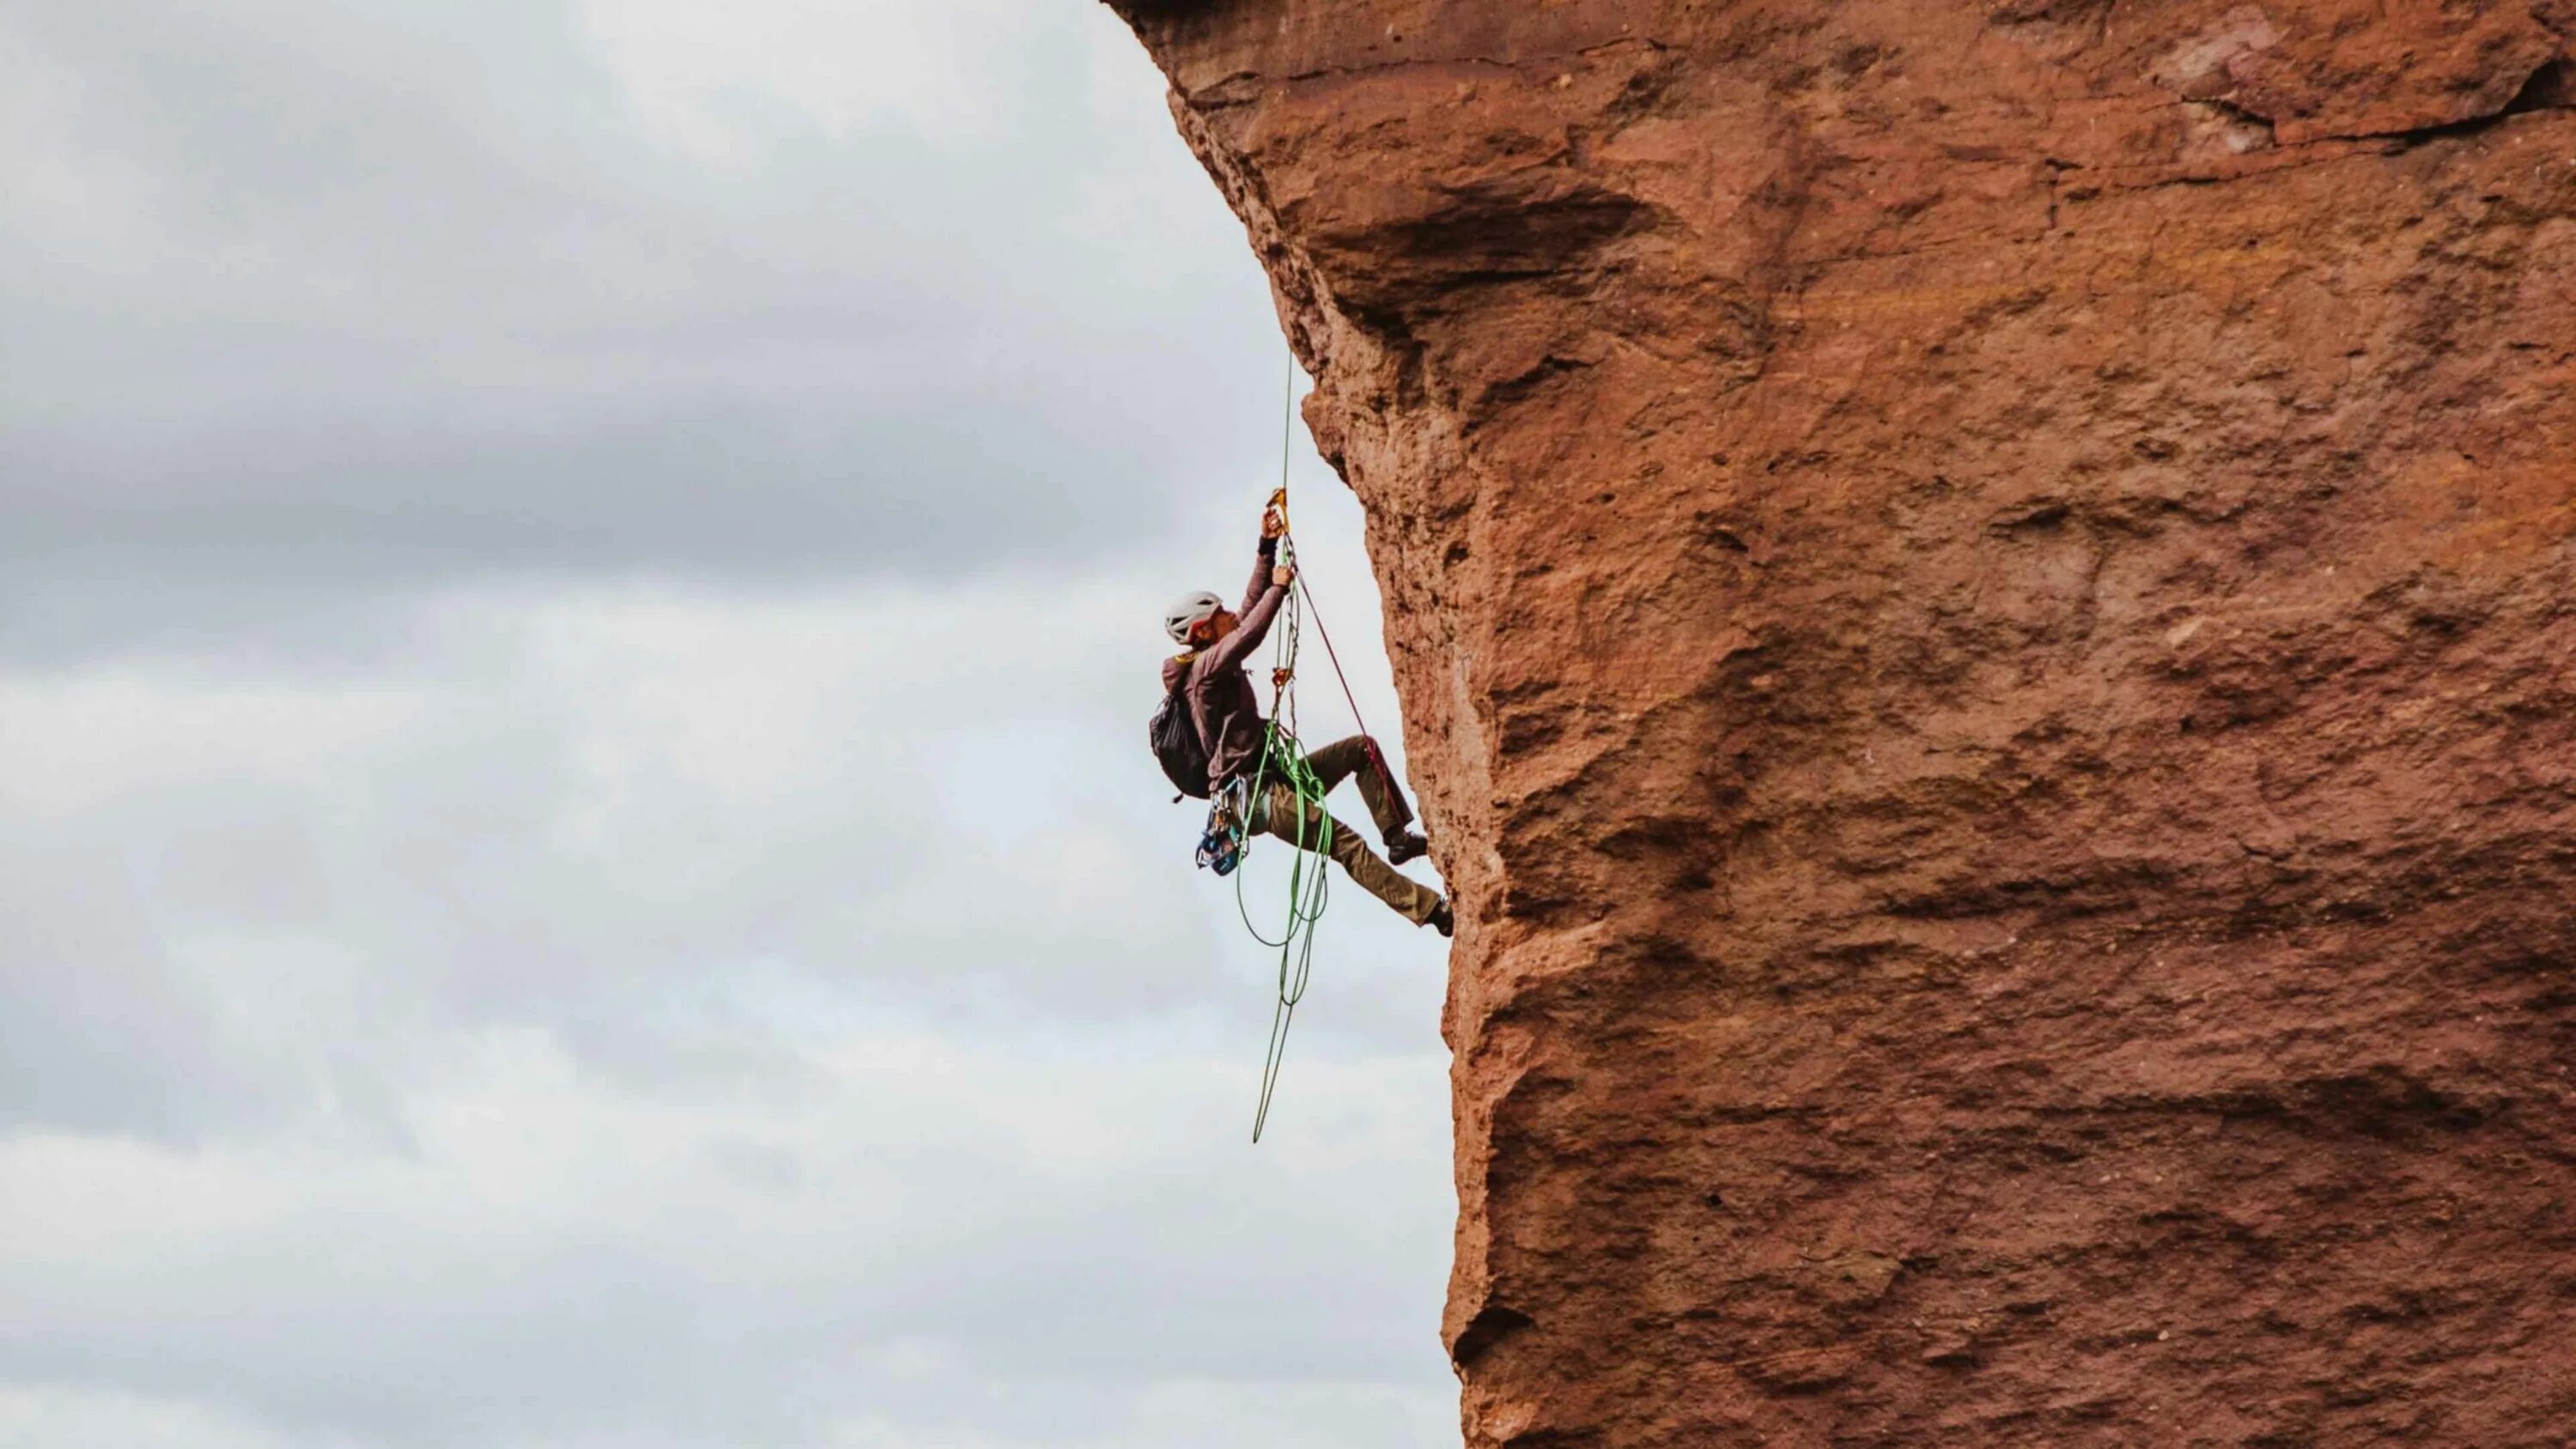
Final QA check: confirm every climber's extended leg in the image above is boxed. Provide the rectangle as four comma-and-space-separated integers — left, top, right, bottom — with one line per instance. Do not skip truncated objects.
1256, 780, 1444, 927
1298, 735, 1428, 862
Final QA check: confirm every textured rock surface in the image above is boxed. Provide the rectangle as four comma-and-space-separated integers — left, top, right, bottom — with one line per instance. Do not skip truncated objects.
1108, 3, 2576, 1442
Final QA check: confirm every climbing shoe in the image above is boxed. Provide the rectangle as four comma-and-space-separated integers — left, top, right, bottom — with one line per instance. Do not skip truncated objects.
1385, 828, 1430, 865
1427, 900, 1455, 937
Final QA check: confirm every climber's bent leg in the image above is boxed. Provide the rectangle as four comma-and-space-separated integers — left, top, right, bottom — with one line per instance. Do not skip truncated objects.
1326, 820, 1443, 925
1300, 735, 1410, 839
1259, 781, 1443, 926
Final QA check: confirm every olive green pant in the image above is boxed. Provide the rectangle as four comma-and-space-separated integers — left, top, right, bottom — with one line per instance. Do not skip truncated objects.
1249, 735, 1443, 926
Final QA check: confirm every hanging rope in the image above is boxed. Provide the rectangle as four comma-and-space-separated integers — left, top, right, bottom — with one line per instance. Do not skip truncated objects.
1236, 367, 1336, 1143
1230, 363, 1421, 1141
1238, 554, 1328, 1143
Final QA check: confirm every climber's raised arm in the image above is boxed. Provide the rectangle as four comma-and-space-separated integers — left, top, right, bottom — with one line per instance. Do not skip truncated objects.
1209, 558, 1291, 670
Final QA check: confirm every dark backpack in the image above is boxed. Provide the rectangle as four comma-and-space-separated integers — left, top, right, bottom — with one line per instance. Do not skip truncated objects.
1150, 668, 1212, 800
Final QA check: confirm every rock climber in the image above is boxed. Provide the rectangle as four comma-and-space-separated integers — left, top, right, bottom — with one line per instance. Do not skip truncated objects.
1160, 510, 1454, 937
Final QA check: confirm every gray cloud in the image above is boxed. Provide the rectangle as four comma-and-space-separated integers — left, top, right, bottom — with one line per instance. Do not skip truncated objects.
2, 0, 1282, 628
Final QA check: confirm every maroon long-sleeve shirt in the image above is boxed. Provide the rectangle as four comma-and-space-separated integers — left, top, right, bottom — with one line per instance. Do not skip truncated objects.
1161, 537, 1285, 793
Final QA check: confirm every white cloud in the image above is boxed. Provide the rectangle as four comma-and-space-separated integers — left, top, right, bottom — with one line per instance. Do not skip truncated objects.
0, 572, 1460, 1444
0, 1018, 1454, 1447
0, 27, 161, 264
0, 676, 431, 818
2, 577, 1230, 1059
573, 0, 1031, 161
0, 1385, 313, 1449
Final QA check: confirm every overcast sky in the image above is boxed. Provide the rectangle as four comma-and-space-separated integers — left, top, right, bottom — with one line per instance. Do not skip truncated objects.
0, 4, 1461, 1446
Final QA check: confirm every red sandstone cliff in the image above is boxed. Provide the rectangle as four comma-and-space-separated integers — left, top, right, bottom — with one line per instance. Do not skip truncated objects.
1107, 3, 2576, 1442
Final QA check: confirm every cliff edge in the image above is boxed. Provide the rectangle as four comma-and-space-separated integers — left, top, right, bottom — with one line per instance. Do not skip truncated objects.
1107, 3, 2576, 1442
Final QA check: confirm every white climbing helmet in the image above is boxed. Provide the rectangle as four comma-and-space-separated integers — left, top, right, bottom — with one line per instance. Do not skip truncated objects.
1164, 589, 1224, 645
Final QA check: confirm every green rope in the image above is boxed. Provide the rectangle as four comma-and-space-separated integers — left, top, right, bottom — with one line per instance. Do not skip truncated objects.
1235, 536, 1336, 1143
